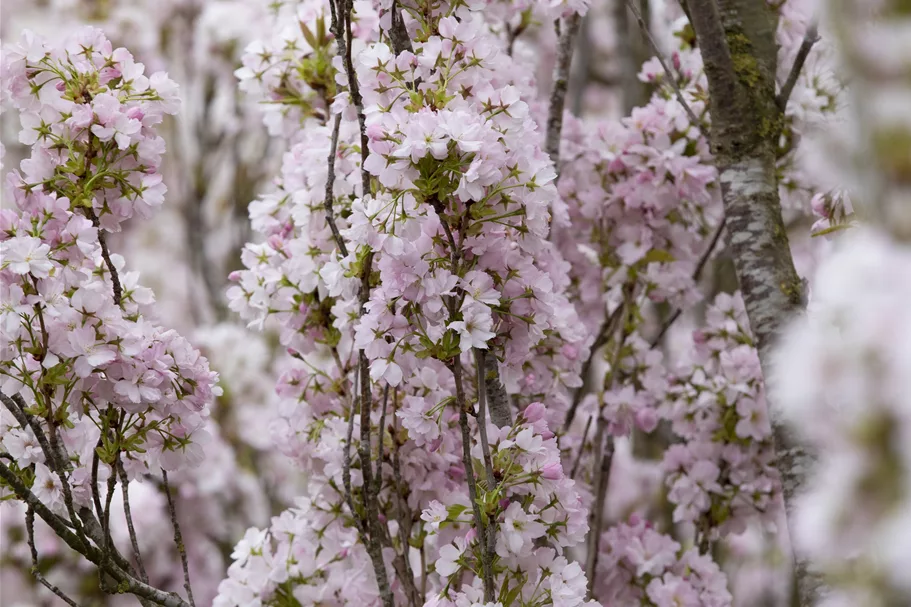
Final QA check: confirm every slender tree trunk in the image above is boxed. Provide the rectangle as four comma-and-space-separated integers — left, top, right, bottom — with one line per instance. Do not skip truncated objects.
683, 1, 821, 604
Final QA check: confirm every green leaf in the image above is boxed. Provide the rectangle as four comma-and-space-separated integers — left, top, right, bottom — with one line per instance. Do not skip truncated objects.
642, 249, 676, 264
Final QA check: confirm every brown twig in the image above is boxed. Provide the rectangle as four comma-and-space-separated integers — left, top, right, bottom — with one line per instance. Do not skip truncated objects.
627, 0, 706, 138
545, 14, 582, 177
776, 23, 819, 112
25, 506, 84, 607
452, 355, 495, 602
161, 470, 196, 607
118, 461, 149, 584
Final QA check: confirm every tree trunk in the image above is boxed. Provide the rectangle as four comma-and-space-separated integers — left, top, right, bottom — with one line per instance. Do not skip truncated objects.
683, 1, 822, 604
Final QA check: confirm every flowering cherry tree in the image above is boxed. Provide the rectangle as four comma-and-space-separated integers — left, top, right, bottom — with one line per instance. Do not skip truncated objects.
1, 0, 901, 607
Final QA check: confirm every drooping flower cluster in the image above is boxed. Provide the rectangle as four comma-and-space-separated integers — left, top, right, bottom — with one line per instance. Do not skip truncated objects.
0, 28, 219, 480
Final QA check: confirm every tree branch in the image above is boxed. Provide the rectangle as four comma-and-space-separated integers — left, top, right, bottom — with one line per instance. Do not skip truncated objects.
451, 354, 495, 602
776, 23, 819, 112
683, 1, 821, 603
161, 470, 196, 607
118, 462, 149, 584
545, 13, 582, 177
627, 0, 705, 136
25, 506, 84, 607
0, 461, 189, 607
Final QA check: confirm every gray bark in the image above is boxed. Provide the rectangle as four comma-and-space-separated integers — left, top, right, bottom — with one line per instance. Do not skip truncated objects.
683, 1, 822, 604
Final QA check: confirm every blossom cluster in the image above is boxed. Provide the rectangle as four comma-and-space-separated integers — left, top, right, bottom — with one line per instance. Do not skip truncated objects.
0, 28, 219, 485
594, 515, 732, 606
660, 294, 780, 541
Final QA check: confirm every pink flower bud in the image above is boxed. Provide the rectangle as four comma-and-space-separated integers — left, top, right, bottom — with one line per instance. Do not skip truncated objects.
429, 436, 443, 453
561, 344, 579, 360
810, 193, 829, 218
465, 527, 477, 544
523, 402, 546, 423
635, 408, 659, 433
692, 330, 707, 344
541, 462, 563, 480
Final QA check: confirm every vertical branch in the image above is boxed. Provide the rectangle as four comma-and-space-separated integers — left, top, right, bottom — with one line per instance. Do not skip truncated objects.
545, 14, 582, 176
584, 433, 614, 598
451, 355, 495, 602
324, 113, 350, 257
474, 350, 496, 485
329, 0, 394, 600
683, 1, 820, 603
25, 506, 84, 607
583, 297, 629, 596
389, 396, 422, 607
161, 470, 196, 607
118, 462, 149, 584
481, 351, 512, 429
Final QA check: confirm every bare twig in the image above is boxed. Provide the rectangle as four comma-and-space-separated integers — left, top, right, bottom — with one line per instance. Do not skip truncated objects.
25, 506, 83, 607
324, 113, 350, 257
563, 302, 625, 431
390, 403, 422, 607
0, 461, 189, 607
84, 208, 123, 307
776, 23, 819, 111
118, 462, 149, 584
545, 14, 582, 176
161, 470, 196, 607
373, 384, 390, 499
584, 430, 614, 598
452, 355, 495, 602
627, 0, 705, 137
568, 414, 593, 480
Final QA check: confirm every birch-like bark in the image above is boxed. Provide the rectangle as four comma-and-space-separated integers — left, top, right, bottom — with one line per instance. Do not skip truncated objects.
682, 1, 820, 604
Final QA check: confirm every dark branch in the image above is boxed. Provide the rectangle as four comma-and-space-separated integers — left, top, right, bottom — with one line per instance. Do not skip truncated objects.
776, 23, 819, 111
161, 470, 196, 607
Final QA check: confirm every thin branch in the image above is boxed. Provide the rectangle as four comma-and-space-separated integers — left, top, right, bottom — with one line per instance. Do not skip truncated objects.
161, 470, 196, 607
568, 414, 593, 480
390, 401, 422, 607
452, 355, 495, 602
0, 461, 189, 607
776, 23, 819, 111
1, 392, 91, 550
84, 208, 123, 307
324, 113, 350, 257
545, 13, 582, 176
474, 350, 496, 487
649, 215, 727, 347
26, 506, 84, 607
388, 0, 414, 55
584, 433, 615, 599
373, 384, 390, 499
627, 0, 706, 137
118, 462, 149, 584
563, 302, 625, 431
482, 350, 512, 428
